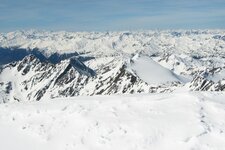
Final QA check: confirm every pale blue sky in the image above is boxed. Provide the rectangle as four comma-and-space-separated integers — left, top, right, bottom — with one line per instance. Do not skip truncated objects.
0, 0, 225, 32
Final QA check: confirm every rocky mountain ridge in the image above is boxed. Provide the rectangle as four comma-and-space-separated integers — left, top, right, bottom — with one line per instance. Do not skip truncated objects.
0, 54, 182, 102
1, 30, 225, 102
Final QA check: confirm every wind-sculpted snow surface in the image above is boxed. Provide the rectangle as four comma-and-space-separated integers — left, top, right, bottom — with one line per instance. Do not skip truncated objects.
1, 30, 225, 102
0, 92, 225, 150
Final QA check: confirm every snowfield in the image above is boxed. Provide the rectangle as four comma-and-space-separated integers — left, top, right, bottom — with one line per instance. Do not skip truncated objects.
0, 92, 225, 150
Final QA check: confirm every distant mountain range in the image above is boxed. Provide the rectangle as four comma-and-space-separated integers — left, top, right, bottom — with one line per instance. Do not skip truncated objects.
1, 30, 225, 102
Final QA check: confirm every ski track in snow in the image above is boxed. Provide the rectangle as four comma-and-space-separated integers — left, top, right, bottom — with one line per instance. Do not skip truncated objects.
0, 92, 225, 150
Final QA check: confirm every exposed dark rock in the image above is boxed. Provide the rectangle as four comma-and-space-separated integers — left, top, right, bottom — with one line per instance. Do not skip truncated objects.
5, 82, 12, 94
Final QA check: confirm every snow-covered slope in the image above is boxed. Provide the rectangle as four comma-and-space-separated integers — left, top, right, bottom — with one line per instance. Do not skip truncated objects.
0, 92, 225, 150
128, 54, 184, 84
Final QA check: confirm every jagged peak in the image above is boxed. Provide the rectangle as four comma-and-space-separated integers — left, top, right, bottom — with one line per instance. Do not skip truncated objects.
53, 56, 96, 86
69, 57, 96, 77
19, 54, 41, 65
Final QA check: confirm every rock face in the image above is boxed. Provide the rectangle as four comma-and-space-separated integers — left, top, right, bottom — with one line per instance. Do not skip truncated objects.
189, 76, 215, 91
189, 75, 225, 91
188, 68, 225, 91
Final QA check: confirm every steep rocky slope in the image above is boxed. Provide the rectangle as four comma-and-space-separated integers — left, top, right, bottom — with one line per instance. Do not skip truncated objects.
0, 54, 182, 102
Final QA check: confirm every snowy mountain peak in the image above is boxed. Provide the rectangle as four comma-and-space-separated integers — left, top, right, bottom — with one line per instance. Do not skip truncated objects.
1, 30, 225, 102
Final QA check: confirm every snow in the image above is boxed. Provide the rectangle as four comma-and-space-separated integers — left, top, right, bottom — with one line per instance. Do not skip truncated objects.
1, 30, 225, 149
129, 55, 183, 84
207, 69, 225, 82
0, 92, 225, 150
1, 30, 225, 58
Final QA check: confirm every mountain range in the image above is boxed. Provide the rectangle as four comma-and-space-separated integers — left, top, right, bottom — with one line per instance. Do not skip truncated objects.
1, 30, 225, 102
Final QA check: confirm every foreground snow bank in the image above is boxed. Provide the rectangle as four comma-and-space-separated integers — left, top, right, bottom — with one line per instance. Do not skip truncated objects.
0, 92, 225, 150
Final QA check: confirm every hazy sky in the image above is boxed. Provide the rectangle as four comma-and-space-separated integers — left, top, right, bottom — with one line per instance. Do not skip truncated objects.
0, 0, 225, 31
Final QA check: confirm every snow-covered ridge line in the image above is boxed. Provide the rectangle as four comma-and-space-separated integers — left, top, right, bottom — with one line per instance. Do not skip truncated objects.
1, 29, 225, 57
